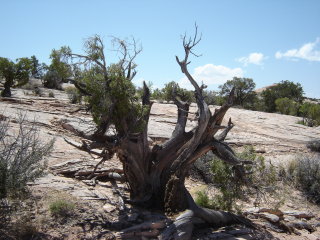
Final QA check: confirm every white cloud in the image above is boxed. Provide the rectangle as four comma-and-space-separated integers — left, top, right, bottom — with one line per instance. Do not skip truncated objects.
178, 64, 243, 90
237, 52, 266, 66
275, 38, 320, 62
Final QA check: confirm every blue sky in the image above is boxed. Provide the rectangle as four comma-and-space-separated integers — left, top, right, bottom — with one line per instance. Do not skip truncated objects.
1, 0, 319, 98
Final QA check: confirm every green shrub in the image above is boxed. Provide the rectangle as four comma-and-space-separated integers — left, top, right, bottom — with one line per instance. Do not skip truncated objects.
299, 102, 320, 127
162, 81, 195, 103
197, 146, 277, 212
195, 189, 215, 209
203, 90, 219, 105
151, 88, 164, 101
43, 70, 63, 90
48, 91, 55, 98
307, 140, 320, 152
65, 86, 82, 104
0, 113, 54, 199
261, 80, 304, 113
49, 199, 75, 218
209, 154, 243, 212
21, 82, 37, 90
275, 97, 300, 116
32, 87, 43, 96
294, 154, 320, 203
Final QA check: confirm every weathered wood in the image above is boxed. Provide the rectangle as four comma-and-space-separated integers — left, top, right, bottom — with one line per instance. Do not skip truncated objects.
64, 27, 254, 240
121, 220, 168, 233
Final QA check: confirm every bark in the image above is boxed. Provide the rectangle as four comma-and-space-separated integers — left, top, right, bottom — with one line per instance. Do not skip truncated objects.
66, 29, 254, 239
1, 78, 12, 97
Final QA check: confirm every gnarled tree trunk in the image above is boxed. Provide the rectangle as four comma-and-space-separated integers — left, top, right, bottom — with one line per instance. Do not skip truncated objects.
67, 29, 253, 239
1, 77, 13, 97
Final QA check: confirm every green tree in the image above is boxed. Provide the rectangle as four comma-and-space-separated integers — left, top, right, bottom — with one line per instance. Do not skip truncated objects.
275, 97, 300, 116
136, 81, 153, 99
30, 55, 46, 79
151, 88, 164, 100
202, 90, 219, 105
0, 57, 32, 97
299, 102, 320, 126
219, 77, 256, 108
43, 47, 72, 89
64, 32, 252, 238
162, 81, 195, 103
262, 80, 304, 112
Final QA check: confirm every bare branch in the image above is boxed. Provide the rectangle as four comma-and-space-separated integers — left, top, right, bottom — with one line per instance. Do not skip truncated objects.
69, 53, 106, 73
64, 138, 110, 158
142, 81, 150, 106
175, 25, 202, 97
216, 117, 234, 141
111, 36, 142, 80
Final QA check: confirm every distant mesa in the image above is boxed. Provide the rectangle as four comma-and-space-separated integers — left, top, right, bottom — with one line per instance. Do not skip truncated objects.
254, 84, 278, 94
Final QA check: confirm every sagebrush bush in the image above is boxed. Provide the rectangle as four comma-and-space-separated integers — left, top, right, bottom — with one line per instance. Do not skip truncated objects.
196, 146, 277, 212
49, 199, 75, 218
48, 91, 55, 98
307, 139, 320, 153
294, 154, 320, 203
21, 82, 37, 91
299, 102, 320, 127
43, 70, 63, 90
275, 97, 299, 116
0, 113, 54, 199
195, 189, 215, 209
65, 86, 82, 104
32, 87, 43, 96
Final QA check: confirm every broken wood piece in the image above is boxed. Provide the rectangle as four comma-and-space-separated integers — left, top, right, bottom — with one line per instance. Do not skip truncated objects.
121, 220, 168, 233
259, 213, 280, 223
119, 229, 159, 239
283, 211, 315, 220
64, 138, 105, 157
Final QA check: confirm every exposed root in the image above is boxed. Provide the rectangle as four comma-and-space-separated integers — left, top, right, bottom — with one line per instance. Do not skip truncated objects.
159, 210, 195, 240
119, 220, 171, 239
159, 206, 256, 240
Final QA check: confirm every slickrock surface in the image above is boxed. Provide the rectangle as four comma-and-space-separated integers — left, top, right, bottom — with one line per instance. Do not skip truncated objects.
1, 87, 319, 239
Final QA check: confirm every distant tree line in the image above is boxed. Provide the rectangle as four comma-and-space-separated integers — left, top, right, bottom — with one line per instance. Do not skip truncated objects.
0, 50, 319, 126
147, 78, 319, 127
0, 48, 72, 97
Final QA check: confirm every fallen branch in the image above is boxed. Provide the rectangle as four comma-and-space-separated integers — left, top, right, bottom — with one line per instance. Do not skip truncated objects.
121, 220, 169, 233
119, 229, 160, 239
64, 138, 105, 157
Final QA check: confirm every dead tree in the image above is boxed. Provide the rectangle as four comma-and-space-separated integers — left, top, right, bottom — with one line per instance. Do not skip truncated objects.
66, 29, 253, 239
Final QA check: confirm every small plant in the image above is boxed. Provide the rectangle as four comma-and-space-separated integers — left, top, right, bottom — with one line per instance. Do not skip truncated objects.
275, 97, 299, 116
65, 86, 82, 104
0, 113, 54, 199
307, 139, 320, 153
195, 189, 215, 209
294, 154, 320, 203
49, 199, 75, 218
197, 146, 278, 212
299, 102, 320, 127
48, 91, 55, 98
32, 87, 43, 96
21, 82, 37, 90
43, 70, 63, 90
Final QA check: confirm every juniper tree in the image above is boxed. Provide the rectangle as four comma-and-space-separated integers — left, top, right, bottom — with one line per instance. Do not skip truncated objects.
0, 57, 32, 97
64, 28, 253, 239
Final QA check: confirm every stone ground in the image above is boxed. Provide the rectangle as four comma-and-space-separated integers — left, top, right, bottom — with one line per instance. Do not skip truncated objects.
0, 85, 320, 239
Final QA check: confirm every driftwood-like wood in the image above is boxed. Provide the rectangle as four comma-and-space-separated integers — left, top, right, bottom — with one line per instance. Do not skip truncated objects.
65, 28, 253, 239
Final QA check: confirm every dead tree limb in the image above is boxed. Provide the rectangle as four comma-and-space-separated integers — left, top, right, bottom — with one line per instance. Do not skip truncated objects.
64, 28, 254, 240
